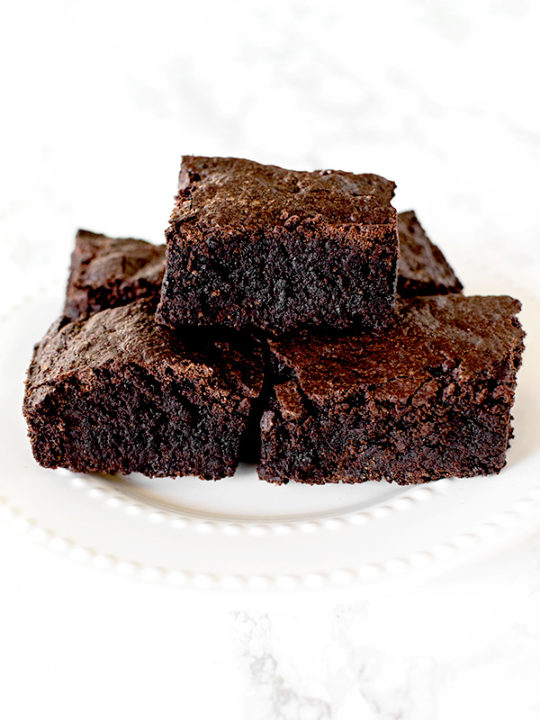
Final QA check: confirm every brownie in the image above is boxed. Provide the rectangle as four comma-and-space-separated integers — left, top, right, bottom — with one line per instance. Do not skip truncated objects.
23, 299, 264, 480
157, 156, 398, 335
397, 211, 463, 297
259, 295, 524, 485
64, 229, 165, 320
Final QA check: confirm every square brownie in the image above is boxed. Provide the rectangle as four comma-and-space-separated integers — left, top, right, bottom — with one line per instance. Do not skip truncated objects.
397, 211, 463, 297
157, 156, 398, 335
259, 295, 524, 485
64, 230, 165, 320
24, 299, 264, 480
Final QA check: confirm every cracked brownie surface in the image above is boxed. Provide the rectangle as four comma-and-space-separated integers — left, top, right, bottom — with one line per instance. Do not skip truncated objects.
64, 230, 165, 320
259, 295, 524, 485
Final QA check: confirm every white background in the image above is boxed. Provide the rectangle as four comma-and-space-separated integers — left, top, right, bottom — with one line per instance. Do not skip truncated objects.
1, 1, 540, 718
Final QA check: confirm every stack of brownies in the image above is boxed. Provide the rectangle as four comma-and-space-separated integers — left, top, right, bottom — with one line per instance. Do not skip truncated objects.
23, 156, 525, 485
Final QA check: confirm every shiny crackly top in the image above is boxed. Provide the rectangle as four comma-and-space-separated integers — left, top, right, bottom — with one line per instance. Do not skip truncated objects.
397, 211, 463, 291
269, 295, 524, 408
27, 299, 263, 405
170, 156, 397, 232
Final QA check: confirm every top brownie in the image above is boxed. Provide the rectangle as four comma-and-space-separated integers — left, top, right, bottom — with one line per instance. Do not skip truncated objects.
157, 156, 398, 335
64, 230, 165, 320
397, 211, 463, 296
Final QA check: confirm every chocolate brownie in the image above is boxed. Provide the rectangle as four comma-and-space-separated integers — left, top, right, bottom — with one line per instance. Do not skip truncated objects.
24, 299, 264, 480
157, 156, 398, 335
64, 230, 165, 320
259, 295, 524, 485
397, 211, 463, 297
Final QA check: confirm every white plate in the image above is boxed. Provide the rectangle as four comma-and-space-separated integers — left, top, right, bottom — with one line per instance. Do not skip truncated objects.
2, 287, 539, 592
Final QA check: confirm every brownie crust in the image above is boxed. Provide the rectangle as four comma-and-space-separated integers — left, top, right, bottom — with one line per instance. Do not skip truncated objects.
157, 156, 399, 335
64, 230, 165, 320
259, 295, 524, 485
397, 211, 463, 297
24, 299, 264, 480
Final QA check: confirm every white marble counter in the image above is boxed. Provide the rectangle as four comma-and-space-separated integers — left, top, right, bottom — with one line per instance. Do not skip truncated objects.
1, 0, 540, 717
